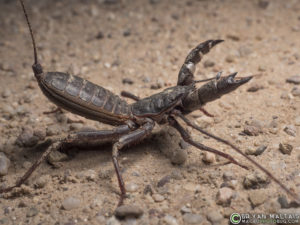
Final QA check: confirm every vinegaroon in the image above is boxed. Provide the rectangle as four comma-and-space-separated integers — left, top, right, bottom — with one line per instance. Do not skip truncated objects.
1, 0, 299, 207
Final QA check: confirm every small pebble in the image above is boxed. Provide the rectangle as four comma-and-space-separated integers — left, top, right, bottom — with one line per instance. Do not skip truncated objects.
203, 59, 215, 68
16, 127, 40, 147
143, 184, 153, 195
46, 124, 61, 136
226, 34, 240, 41
195, 116, 214, 128
122, 78, 134, 85
246, 145, 267, 156
258, 0, 269, 9
295, 116, 300, 126
47, 151, 68, 164
95, 31, 104, 39
26, 207, 39, 217
225, 55, 235, 63
157, 175, 171, 187
202, 152, 216, 163
95, 215, 106, 223
258, 65, 266, 72
284, 125, 297, 136
0, 152, 10, 176
126, 182, 139, 192
248, 190, 267, 208
104, 0, 120, 4
279, 143, 293, 155
163, 215, 178, 225
34, 175, 50, 189
115, 205, 143, 219
62, 197, 81, 210
291, 87, 300, 96
106, 216, 121, 225
238, 46, 253, 57
216, 187, 233, 206
152, 193, 165, 202
243, 173, 270, 189
286, 75, 300, 84
183, 183, 199, 192
243, 125, 261, 136
247, 84, 264, 92
80, 169, 97, 182
150, 83, 161, 90
206, 210, 223, 225
1, 89, 11, 98
223, 171, 235, 181
123, 29, 131, 37
180, 205, 192, 214
69, 123, 83, 131
278, 196, 290, 209
18, 200, 27, 208
182, 213, 203, 224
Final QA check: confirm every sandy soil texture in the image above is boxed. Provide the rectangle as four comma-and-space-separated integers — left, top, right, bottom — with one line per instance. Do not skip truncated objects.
0, 0, 299, 224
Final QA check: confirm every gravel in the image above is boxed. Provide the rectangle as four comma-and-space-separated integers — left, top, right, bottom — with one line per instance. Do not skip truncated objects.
157, 175, 171, 187
182, 213, 203, 224
15, 127, 41, 147
152, 193, 165, 202
283, 125, 297, 137
286, 75, 300, 84
246, 145, 268, 156
203, 59, 215, 68
125, 182, 139, 193
202, 152, 216, 163
163, 215, 178, 225
115, 205, 143, 219
243, 173, 270, 189
62, 197, 81, 210
243, 125, 261, 136
26, 207, 39, 217
206, 210, 223, 225
248, 190, 267, 208
247, 84, 264, 92
34, 175, 50, 189
0, 152, 10, 176
291, 86, 300, 96
216, 187, 233, 206
279, 143, 293, 155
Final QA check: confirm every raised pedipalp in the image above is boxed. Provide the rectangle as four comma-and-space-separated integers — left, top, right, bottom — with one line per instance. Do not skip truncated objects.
177, 40, 224, 86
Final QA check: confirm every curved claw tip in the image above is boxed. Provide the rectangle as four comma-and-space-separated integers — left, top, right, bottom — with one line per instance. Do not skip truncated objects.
214, 39, 224, 44
239, 76, 253, 84
229, 72, 238, 79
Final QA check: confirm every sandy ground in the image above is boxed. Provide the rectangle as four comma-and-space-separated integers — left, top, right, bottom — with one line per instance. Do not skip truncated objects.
0, 0, 300, 224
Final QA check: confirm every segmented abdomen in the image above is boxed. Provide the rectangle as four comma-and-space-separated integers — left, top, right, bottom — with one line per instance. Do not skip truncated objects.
39, 72, 131, 125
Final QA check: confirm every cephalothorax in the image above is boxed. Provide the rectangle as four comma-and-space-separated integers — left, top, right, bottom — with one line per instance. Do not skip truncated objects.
1, 0, 298, 206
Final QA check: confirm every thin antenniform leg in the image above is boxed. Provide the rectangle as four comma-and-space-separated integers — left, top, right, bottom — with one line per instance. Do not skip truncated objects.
199, 107, 214, 117
121, 91, 140, 101
0, 125, 133, 194
176, 113, 300, 203
177, 40, 224, 86
0, 141, 62, 193
168, 116, 248, 170
112, 119, 155, 206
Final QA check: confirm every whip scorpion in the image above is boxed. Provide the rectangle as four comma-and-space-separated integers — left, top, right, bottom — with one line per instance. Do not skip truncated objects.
1, 0, 299, 206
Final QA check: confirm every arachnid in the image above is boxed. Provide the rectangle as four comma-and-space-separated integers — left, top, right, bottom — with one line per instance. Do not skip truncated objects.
1, 0, 299, 207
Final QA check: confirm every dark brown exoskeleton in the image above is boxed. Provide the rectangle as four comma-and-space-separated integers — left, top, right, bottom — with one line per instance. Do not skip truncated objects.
1, 0, 299, 206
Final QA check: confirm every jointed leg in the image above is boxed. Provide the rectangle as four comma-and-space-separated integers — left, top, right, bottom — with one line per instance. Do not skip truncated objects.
176, 113, 300, 202
168, 116, 248, 170
121, 91, 140, 101
178, 40, 223, 86
112, 119, 155, 206
0, 124, 133, 194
